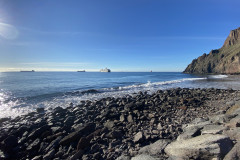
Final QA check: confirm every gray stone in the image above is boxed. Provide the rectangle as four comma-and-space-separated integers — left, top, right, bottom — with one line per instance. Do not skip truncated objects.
209, 114, 238, 124
134, 132, 144, 143
32, 155, 42, 160
227, 115, 240, 128
116, 155, 131, 160
131, 154, 158, 160
127, 114, 133, 123
224, 142, 240, 160
26, 138, 40, 151
104, 121, 115, 129
223, 128, 240, 141
177, 126, 202, 141
43, 149, 55, 160
120, 114, 125, 122
201, 125, 226, 135
165, 134, 233, 159
138, 139, 170, 155
182, 120, 211, 131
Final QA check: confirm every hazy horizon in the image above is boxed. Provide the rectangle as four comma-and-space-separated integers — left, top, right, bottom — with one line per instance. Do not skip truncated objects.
0, 0, 240, 72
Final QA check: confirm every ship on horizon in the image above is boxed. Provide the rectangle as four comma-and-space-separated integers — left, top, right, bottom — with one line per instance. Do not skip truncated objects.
20, 70, 35, 72
77, 70, 85, 72
100, 68, 111, 72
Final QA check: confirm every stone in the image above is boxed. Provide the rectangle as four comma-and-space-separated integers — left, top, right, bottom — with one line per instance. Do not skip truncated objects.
201, 125, 226, 135
28, 125, 50, 140
223, 142, 240, 160
131, 154, 158, 160
60, 123, 95, 145
0, 118, 11, 124
26, 138, 40, 151
44, 136, 62, 153
36, 108, 45, 113
177, 126, 202, 141
1, 135, 18, 151
104, 121, 115, 129
77, 137, 91, 150
127, 114, 133, 123
134, 132, 144, 143
138, 139, 170, 155
227, 116, 240, 128
69, 149, 84, 160
120, 114, 125, 122
32, 155, 42, 160
116, 155, 131, 160
223, 128, 240, 141
43, 149, 55, 160
165, 134, 233, 159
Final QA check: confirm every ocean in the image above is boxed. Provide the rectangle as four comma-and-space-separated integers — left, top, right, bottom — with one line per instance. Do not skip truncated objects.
0, 72, 239, 119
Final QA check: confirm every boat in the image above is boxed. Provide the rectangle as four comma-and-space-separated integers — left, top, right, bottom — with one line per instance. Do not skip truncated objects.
100, 68, 111, 72
77, 70, 85, 72
20, 70, 35, 72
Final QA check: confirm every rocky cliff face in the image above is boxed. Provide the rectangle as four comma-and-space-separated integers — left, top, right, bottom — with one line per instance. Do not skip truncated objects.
184, 27, 240, 74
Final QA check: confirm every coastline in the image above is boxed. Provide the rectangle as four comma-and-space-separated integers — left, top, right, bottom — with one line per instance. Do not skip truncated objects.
0, 88, 240, 159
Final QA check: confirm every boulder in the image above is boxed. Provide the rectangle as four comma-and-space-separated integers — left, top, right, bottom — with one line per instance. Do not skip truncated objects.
116, 155, 131, 160
60, 123, 95, 145
138, 139, 170, 155
165, 134, 233, 159
201, 125, 226, 135
28, 125, 50, 140
131, 154, 158, 160
223, 128, 240, 141
223, 142, 240, 160
177, 126, 202, 141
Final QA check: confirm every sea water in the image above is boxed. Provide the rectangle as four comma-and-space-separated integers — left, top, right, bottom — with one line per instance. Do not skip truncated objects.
0, 72, 239, 118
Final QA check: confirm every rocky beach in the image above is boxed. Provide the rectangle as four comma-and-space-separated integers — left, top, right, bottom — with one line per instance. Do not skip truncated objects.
1, 88, 240, 160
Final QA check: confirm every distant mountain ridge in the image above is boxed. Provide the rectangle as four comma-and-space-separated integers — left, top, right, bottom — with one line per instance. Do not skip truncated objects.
184, 27, 240, 74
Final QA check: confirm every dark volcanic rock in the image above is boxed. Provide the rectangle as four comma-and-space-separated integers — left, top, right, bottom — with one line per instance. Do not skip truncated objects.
60, 123, 95, 145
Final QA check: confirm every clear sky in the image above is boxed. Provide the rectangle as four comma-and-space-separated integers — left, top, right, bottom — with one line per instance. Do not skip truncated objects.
0, 0, 240, 72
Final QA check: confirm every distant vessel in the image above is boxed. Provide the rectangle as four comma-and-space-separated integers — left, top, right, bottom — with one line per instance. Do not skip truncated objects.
77, 70, 85, 72
20, 70, 35, 72
100, 68, 111, 72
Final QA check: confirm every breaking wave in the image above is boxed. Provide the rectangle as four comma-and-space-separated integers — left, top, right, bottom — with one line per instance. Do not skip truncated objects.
208, 75, 228, 79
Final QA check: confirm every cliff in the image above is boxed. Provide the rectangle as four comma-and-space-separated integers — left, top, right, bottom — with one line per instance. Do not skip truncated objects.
183, 27, 240, 74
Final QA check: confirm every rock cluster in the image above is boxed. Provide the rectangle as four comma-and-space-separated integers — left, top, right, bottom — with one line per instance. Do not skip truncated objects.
132, 98, 240, 160
0, 88, 240, 160
184, 27, 240, 74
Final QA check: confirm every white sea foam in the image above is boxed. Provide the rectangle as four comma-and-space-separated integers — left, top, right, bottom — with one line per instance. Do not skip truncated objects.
0, 77, 207, 119
208, 75, 228, 79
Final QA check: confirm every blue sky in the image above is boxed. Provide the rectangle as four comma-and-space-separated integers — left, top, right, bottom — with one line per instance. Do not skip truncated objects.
0, 0, 239, 72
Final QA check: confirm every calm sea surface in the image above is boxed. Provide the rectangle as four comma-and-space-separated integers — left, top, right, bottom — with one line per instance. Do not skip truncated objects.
0, 72, 239, 118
